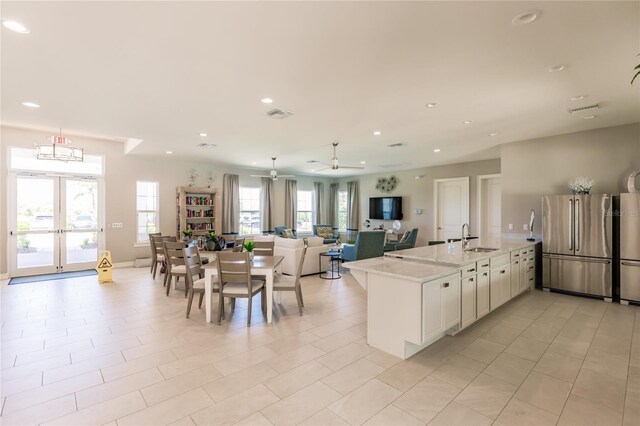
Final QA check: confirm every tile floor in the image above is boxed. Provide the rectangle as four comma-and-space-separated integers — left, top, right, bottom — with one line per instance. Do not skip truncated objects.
1, 268, 638, 425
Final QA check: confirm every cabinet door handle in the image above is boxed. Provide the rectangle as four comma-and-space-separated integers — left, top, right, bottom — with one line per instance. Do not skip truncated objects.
515, 261, 519, 265
469, 277, 474, 282
481, 264, 489, 268
467, 268, 475, 273
500, 270, 506, 274
443, 282, 449, 288
483, 272, 488, 276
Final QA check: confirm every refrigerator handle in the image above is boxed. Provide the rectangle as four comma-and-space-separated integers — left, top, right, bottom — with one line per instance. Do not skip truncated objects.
575, 199, 580, 252
621, 261, 640, 267
568, 199, 573, 251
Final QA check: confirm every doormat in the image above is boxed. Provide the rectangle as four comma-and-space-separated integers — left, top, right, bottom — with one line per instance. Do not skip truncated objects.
9, 269, 98, 285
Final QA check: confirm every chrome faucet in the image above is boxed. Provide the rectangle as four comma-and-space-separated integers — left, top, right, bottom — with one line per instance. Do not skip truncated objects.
461, 223, 470, 249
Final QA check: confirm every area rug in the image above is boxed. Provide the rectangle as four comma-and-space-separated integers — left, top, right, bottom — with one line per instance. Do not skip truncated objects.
8, 269, 98, 285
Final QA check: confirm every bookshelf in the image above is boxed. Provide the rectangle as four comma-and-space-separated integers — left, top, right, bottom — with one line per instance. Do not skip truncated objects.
176, 187, 219, 241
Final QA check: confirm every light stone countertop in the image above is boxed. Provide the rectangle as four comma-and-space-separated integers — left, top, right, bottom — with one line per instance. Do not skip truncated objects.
345, 256, 459, 283
384, 238, 539, 266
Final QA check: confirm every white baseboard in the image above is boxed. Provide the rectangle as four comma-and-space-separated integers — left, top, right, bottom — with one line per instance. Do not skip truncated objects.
134, 258, 152, 268
0, 273, 9, 280
113, 261, 134, 269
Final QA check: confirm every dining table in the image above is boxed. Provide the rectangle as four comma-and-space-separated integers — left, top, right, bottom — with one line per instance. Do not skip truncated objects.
201, 253, 284, 324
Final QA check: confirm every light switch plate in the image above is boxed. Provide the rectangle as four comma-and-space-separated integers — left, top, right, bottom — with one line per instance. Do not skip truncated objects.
508, 224, 513, 230
523, 224, 529, 230
112, 223, 123, 228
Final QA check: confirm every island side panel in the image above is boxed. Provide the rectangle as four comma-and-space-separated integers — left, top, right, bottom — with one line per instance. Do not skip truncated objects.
367, 273, 422, 359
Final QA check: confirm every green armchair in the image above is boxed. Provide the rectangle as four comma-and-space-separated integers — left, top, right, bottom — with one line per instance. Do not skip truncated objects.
312, 224, 340, 244
342, 231, 386, 262
384, 228, 418, 251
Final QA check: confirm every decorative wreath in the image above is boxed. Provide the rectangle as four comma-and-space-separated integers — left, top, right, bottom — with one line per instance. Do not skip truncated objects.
376, 176, 398, 193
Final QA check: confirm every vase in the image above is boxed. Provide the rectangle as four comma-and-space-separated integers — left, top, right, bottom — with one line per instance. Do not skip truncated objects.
249, 252, 254, 261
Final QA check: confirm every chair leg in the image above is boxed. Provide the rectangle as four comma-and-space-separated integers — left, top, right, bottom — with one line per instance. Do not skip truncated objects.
151, 262, 157, 278
295, 288, 303, 315
198, 292, 204, 308
186, 290, 194, 318
184, 279, 189, 298
299, 288, 305, 307
247, 295, 252, 326
230, 298, 236, 311
217, 293, 224, 324
261, 289, 266, 314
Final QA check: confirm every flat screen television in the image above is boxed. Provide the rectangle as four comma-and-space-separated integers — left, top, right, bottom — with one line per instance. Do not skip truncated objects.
369, 196, 403, 220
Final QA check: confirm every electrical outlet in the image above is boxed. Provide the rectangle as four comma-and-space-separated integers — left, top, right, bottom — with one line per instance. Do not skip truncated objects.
508, 224, 513, 230
523, 224, 529, 230
112, 223, 123, 228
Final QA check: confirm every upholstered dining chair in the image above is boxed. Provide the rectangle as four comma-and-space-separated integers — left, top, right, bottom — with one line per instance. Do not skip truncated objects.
163, 241, 188, 296
183, 245, 219, 318
149, 233, 162, 275
273, 246, 306, 315
232, 237, 245, 252
216, 251, 265, 326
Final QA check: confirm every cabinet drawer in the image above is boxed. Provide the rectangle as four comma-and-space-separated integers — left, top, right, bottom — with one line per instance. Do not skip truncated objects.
461, 262, 478, 278
527, 246, 535, 255
491, 253, 510, 268
520, 249, 528, 257
527, 255, 535, 263
511, 250, 522, 260
477, 259, 491, 273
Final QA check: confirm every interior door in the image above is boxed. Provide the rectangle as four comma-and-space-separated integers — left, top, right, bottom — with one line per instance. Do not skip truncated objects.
435, 178, 469, 241
13, 175, 60, 276
480, 177, 501, 240
61, 178, 100, 271
542, 195, 574, 256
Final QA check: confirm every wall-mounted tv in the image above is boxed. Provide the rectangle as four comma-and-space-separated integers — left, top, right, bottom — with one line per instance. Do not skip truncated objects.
369, 196, 403, 220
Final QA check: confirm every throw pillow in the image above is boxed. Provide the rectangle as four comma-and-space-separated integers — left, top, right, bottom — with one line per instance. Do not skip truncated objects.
281, 228, 294, 238
316, 226, 334, 239
399, 230, 411, 244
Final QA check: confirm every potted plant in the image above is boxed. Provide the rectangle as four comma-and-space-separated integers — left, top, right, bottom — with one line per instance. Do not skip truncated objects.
182, 228, 193, 241
205, 230, 225, 251
243, 240, 255, 260
568, 177, 595, 195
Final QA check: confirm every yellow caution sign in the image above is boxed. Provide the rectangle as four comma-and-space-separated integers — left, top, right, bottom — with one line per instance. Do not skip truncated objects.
96, 250, 113, 283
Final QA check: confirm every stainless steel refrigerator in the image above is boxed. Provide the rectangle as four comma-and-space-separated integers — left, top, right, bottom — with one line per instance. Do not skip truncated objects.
542, 194, 612, 299
620, 192, 640, 304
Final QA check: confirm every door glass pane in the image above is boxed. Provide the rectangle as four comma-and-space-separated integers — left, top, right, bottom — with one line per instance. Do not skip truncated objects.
66, 231, 98, 264
17, 177, 54, 231
66, 180, 98, 230
17, 233, 55, 268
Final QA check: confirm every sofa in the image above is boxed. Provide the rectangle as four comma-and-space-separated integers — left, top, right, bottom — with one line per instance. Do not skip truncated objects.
312, 224, 340, 244
342, 231, 386, 262
274, 236, 329, 276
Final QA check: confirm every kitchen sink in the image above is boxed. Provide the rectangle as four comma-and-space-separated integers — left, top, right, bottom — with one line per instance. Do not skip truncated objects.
464, 247, 500, 253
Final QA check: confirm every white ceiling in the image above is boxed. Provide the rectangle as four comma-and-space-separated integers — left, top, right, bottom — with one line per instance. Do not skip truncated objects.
2, 1, 639, 176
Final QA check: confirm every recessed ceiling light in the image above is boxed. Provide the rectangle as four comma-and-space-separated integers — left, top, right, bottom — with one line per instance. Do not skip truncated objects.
463, 120, 473, 125
570, 95, 587, 101
547, 64, 567, 73
165, 151, 173, 155
425, 102, 439, 108
582, 115, 597, 120
199, 133, 207, 137
433, 148, 441, 153
198, 143, 216, 148
373, 131, 381, 136
414, 175, 424, 180
489, 132, 500, 136
251, 162, 257, 165
2, 20, 30, 34
260, 97, 273, 104
360, 161, 366, 164
22, 101, 40, 108
512, 10, 540, 26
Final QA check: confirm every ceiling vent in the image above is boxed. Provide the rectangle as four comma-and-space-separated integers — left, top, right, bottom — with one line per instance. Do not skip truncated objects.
265, 108, 293, 119
567, 103, 599, 114
306, 160, 320, 163
387, 142, 407, 148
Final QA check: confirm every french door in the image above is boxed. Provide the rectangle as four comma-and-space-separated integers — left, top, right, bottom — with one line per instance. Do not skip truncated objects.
10, 173, 103, 277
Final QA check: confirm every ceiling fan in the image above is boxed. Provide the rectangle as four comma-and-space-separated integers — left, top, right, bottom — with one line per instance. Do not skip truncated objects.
313, 142, 365, 172
250, 157, 295, 181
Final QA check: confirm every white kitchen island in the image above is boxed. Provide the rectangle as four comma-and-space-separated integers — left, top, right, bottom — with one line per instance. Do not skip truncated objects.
347, 238, 538, 359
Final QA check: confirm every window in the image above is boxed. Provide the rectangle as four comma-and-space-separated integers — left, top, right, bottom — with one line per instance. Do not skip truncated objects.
239, 187, 261, 235
338, 190, 348, 231
297, 190, 313, 233
136, 181, 159, 243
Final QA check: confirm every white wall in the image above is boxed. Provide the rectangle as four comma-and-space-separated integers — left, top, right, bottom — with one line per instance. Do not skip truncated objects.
0, 125, 334, 274
501, 123, 640, 238
337, 159, 501, 246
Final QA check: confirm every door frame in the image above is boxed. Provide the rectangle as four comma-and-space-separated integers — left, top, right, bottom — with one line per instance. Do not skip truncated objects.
7, 171, 106, 277
477, 174, 501, 240
433, 177, 469, 241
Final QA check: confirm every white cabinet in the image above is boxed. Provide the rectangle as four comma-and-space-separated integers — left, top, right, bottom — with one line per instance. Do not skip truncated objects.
490, 264, 511, 310
477, 271, 490, 319
519, 257, 527, 294
422, 273, 460, 342
511, 259, 521, 297
525, 255, 535, 290
461, 275, 476, 329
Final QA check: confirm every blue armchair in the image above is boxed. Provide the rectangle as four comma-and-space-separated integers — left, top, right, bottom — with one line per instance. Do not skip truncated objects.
342, 231, 386, 262
384, 228, 418, 251
312, 224, 340, 244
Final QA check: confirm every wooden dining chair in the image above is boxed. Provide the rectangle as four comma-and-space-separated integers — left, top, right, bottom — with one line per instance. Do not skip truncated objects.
273, 246, 306, 315
152, 235, 176, 280
232, 238, 245, 252
216, 251, 265, 326
163, 241, 188, 296
183, 246, 219, 318
149, 233, 162, 275
252, 241, 274, 256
